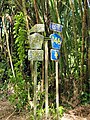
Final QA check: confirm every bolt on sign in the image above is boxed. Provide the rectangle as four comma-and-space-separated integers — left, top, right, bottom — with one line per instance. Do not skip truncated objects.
50, 33, 62, 61
28, 50, 43, 61
29, 24, 45, 33
50, 33, 62, 50
50, 22, 63, 32
51, 49, 60, 61
28, 33, 44, 50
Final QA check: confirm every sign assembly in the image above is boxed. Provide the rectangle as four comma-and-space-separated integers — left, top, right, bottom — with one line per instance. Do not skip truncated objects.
49, 22, 63, 61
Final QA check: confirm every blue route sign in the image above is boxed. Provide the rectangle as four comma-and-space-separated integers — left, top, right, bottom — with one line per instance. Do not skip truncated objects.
50, 33, 62, 50
49, 22, 63, 32
51, 49, 60, 61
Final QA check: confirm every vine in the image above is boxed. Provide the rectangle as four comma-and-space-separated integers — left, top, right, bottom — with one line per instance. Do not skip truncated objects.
8, 12, 28, 111
13, 12, 27, 72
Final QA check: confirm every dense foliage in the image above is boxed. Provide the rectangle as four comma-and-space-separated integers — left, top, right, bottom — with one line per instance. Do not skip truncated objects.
0, 0, 90, 119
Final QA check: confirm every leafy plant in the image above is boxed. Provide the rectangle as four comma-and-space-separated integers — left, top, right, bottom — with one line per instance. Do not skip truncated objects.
13, 12, 27, 72
8, 75, 28, 111
58, 106, 65, 117
80, 92, 90, 104
8, 12, 29, 111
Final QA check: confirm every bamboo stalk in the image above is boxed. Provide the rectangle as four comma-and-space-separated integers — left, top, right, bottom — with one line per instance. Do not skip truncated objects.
88, 41, 90, 80
22, 0, 29, 31
53, 0, 60, 23
81, 0, 87, 90
34, 0, 39, 23
0, 27, 2, 52
85, 0, 90, 87
69, 0, 79, 75
2, 16, 15, 78
78, 0, 83, 18
15, 0, 23, 11
69, 0, 80, 99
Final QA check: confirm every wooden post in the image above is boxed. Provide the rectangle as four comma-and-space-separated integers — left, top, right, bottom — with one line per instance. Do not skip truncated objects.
45, 41, 48, 119
28, 24, 45, 120
34, 61, 37, 120
41, 60, 44, 92
56, 60, 59, 119
30, 60, 34, 81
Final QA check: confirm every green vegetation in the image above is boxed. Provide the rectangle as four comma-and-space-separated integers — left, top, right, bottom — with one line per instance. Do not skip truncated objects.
0, 0, 90, 119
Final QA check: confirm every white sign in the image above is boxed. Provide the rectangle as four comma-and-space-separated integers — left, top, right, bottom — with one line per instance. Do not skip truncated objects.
29, 24, 45, 33
29, 33, 44, 49
50, 22, 63, 32
28, 50, 44, 61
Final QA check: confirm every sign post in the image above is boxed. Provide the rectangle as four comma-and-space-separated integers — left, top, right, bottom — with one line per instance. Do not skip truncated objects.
56, 60, 59, 118
28, 24, 45, 119
33, 61, 37, 120
50, 22, 63, 119
45, 40, 48, 119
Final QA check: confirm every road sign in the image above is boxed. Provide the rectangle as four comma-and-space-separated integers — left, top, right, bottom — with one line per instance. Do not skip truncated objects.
50, 22, 63, 32
28, 50, 44, 61
51, 49, 60, 61
29, 24, 45, 33
29, 33, 44, 49
50, 22, 63, 119
50, 33, 62, 50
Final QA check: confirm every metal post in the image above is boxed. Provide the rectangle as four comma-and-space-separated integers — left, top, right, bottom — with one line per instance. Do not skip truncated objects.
34, 61, 37, 120
56, 60, 59, 119
45, 41, 48, 119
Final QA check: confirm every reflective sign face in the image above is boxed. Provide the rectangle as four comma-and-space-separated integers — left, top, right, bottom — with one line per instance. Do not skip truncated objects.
51, 49, 60, 61
28, 50, 43, 61
28, 33, 44, 49
50, 33, 62, 50
49, 22, 63, 32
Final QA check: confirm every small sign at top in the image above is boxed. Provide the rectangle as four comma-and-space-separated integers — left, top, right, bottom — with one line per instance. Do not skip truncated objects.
50, 22, 63, 32
29, 24, 45, 33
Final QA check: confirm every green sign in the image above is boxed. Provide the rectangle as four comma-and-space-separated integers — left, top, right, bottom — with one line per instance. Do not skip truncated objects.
28, 50, 44, 61
29, 33, 44, 49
